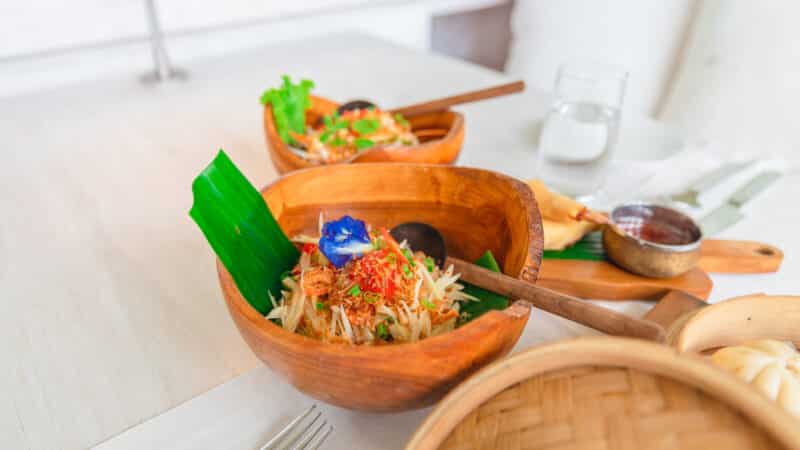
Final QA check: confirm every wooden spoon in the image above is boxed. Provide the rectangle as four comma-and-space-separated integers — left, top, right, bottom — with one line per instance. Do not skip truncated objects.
390, 222, 666, 342
449, 258, 666, 342
337, 80, 526, 117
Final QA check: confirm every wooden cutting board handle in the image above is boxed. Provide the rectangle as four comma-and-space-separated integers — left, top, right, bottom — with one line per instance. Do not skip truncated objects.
643, 290, 707, 334
699, 239, 783, 273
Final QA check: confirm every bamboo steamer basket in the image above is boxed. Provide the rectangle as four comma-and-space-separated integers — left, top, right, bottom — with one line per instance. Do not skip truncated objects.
405, 337, 800, 450
670, 294, 800, 353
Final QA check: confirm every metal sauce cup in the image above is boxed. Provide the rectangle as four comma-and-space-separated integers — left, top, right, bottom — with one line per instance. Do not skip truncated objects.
603, 203, 703, 278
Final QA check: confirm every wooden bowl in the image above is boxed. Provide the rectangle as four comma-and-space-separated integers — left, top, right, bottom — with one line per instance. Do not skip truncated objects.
671, 295, 800, 353
217, 164, 543, 411
406, 337, 800, 449
263, 95, 465, 174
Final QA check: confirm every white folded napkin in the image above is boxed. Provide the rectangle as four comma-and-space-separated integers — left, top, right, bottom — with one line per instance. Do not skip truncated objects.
589, 138, 792, 218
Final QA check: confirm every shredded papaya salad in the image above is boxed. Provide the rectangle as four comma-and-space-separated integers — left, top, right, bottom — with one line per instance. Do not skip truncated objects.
290, 108, 418, 164
266, 216, 477, 344
260, 75, 417, 165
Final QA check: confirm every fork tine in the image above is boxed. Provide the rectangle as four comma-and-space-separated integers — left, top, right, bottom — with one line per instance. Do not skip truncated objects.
260, 404, 316, 450
280, 412, 321, 450
291, 419, 327, 450
306, 425, 333, 450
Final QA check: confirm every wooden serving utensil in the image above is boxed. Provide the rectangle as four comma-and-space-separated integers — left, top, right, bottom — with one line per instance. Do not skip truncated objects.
391, 222, 666, 342
337, 80, 525, 117
390, 80, 526, 117
448, 257, 667, 342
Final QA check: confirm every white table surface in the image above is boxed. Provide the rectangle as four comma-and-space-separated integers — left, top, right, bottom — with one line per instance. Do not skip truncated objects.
1, 33, 797, 450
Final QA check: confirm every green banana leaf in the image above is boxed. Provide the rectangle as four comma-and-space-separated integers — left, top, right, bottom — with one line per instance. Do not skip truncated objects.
543, 232, 605, 261
189, 150, 299, 314
458, 250, 509, 325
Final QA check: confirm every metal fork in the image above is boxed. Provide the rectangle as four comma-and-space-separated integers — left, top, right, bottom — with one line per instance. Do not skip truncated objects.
260, 404, 333, 450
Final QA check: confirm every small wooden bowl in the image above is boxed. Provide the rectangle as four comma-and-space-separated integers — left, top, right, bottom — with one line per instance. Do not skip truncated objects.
263, 95, 465, 174
671, 295, 800, 353
217, 164, 543, 411
406, 337, 800, 449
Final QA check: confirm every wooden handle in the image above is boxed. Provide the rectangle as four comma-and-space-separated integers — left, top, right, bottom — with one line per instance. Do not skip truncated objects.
643, 290, 707, 332
391, 81, 525, 117
699, 239, 783, 273
448, 257, 666, 342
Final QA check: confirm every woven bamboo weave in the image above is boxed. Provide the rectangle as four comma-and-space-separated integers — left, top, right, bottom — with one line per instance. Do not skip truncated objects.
438, 366, 782, 450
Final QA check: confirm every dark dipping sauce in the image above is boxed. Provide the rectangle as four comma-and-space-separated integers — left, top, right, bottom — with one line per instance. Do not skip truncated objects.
611, 204, 702, 246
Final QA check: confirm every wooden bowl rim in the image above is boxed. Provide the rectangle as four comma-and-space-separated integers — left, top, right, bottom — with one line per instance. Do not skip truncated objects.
673, 294, 800, 352
405, 336, 800, 450
218, 163, 542, 358
263, 94, 465, 169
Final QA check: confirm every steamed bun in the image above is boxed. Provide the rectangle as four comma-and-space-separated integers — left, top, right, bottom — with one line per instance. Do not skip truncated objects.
712, 340, 800, 417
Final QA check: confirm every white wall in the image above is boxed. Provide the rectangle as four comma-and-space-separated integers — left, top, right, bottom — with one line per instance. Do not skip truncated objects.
660, 0, 800, 162
1, 1, 400, 59
0, 0, 503, 98
505, 0, 694, 117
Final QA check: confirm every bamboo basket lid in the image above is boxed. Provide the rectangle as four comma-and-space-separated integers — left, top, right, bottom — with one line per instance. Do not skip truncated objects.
405, 337, 800, 450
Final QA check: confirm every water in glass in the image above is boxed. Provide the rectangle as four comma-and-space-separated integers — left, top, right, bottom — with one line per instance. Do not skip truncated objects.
536, 62, 627, 200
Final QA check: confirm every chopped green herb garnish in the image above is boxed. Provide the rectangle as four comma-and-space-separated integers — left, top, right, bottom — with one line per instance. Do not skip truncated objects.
394, 113, 409, 127
385, 316, 395, 324
402, 264, 412, 278
348, 284, 361, 296
376, 322, 389, 339
315, 301, 325, 311
421, 298, 436, 310
402, 248, 415, 267
352, 118, 380, 135
364, 292, 380, 304
386, 253, 397, 264
354, 138, 375, 150
319, 112, 350, 146
424, 256, 435, 273
373, 238, 383, 250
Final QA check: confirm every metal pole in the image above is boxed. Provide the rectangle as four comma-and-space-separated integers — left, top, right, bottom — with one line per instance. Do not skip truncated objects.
141, 0, 187, 83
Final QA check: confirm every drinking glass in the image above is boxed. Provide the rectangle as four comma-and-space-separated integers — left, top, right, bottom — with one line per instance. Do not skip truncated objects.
536, 62, 628, 201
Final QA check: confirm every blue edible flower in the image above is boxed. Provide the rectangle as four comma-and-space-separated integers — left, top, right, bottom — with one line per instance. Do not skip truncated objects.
319, 215, 374, 268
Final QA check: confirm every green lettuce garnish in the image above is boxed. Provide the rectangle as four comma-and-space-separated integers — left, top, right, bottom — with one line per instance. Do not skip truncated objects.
190, 150, 299, 314
260, 75, 315, 146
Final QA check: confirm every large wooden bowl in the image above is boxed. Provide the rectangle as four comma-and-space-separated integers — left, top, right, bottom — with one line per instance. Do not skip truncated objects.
264, 95, 465, 174
217, 164, 543, 411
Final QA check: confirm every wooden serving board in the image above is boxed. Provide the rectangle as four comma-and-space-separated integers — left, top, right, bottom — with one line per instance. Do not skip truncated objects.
537, 259, 713, 301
